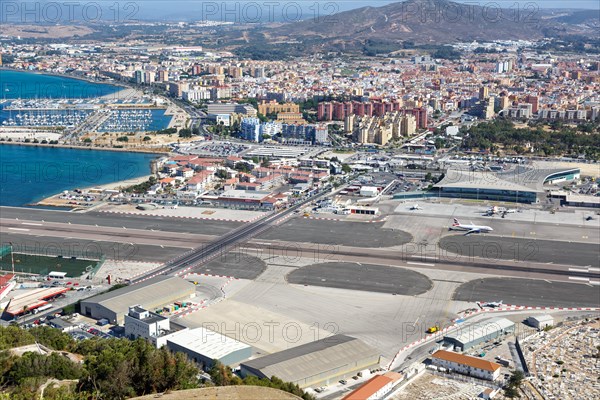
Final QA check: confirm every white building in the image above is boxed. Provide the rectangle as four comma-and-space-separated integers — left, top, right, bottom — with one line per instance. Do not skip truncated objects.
124, 305, 185, 348
431, 350, 502, 381
359, 186, 379, 197
526, 314, 554, 330
166, 327, 252, 369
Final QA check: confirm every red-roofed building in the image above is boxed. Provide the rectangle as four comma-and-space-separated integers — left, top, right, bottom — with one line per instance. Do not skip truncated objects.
431, 350, 502, 381
186, 171, 215, 192
341, 372, 403, 400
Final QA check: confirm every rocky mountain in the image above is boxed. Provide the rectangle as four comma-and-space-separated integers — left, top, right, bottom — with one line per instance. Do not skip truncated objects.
252, 0, 598, 51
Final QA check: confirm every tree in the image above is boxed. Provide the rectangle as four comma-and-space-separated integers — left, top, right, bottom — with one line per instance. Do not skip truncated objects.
143, 136, 152, 141
179, 128, 192, 138
116, 136, 129, 142
341, 164, 352, 173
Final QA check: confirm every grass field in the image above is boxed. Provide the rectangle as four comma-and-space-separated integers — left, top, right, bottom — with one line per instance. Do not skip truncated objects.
0, 253, 98, 277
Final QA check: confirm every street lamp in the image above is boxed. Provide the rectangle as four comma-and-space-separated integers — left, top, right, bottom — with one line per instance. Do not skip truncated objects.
9, 242, 15, 275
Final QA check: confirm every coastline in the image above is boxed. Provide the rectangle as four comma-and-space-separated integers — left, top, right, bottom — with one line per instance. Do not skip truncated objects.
0, 66, 126, 90
33, 175, 153, 209
0, 140, 170, 155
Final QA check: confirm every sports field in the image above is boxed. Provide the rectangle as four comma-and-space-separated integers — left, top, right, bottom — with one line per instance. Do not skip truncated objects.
0, 253, 98, 277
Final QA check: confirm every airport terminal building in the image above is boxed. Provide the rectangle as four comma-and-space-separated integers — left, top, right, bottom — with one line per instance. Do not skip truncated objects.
434, 164, 580, 204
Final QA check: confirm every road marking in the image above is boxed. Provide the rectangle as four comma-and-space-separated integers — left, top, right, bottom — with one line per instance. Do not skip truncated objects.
407, 261, 435, 267
8, 227, 30, 231
544, 280, 551, 283
21, 222, 42, 226
590, 281, 600, 286
589, 268, 600, 273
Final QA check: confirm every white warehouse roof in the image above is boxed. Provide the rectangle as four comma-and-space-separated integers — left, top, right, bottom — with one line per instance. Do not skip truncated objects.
445, 317, 514, 345
167, 327, 251, 360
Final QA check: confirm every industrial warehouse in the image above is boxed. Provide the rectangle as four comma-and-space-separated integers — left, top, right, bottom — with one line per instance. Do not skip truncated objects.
443, 318, 515, 351
240, 335, 381, 389
79, 276, 196, 324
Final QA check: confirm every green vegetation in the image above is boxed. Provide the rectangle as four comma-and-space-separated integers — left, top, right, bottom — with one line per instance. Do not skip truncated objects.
116, 136, 129, 142
179, 128, 192, 138
156, 128, 178, 135
0, 324, 315, 400
123, 176, 157, 194
0, 253, 97, 277
461, 120, 600, 160
504, 370, 525, 398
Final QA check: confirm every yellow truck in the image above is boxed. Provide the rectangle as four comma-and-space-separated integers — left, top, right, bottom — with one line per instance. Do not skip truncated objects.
426, 326, 439, 334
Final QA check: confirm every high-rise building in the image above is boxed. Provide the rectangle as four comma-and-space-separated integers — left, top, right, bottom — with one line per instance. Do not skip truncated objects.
411, 107, 428, 129
525, 95, 539, 114
317, 102, 333, 121
158, 70, 169, 82
134, 70, 144, 84
241, 117, 262, 142
479, 86, 489, 101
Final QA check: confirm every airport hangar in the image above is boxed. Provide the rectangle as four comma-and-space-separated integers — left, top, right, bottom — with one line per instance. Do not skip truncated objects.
434, 165, 580, 204
443, 317, 515, 352
79, 276, 196, 324
240, 334, 380, 389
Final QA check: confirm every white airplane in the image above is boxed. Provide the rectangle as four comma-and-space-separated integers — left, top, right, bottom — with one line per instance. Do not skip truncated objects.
478, 300, 503, 308
410, 204, 423, 210
485, 206, 517, 216
450, 218, 493, 235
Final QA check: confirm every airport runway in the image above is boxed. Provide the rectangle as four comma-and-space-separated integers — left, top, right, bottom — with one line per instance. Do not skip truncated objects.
0, 206, 242, 235
287, 262, 433, 295
260, 219, 413, 248
0, 232, 184, 263
439, 235, 600, 267
453, 277, 600, 308
200, 254, 266, 280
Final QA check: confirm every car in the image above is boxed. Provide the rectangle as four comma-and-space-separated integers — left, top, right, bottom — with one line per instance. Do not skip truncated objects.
339, 380, 347, 385
352, 376, 359, 380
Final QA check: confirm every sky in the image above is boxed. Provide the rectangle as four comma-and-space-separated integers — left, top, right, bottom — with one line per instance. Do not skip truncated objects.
4, 0, 598, 24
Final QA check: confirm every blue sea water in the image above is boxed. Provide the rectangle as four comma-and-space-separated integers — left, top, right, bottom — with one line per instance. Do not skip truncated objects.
0, 69, 121, 99
0, 145, 158, 206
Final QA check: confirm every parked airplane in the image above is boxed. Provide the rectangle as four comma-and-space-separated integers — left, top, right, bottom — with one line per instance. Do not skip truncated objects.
478, 300, 503, 308
410, 204, 423, 210
450, 218, 493, 235
484, 206, 517, 216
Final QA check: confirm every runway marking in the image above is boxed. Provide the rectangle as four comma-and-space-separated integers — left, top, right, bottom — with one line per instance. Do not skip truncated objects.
407, 261, 435, 267
569, 277, 589, 282
21, 222, 42, 226
8, 227, 30, 231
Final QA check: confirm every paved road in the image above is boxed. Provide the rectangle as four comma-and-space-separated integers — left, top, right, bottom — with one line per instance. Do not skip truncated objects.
0, 206, 241, 235
439, 235, 600, 267
287, 262, 433, 295
260, 219, 413, 248
453, 277, 600, 308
